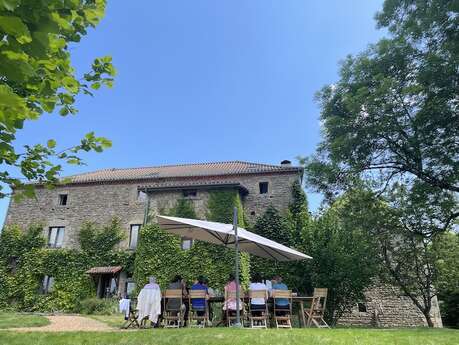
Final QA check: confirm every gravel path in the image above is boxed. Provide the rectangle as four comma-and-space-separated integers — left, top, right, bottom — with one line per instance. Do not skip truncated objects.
11, 315, 115, 332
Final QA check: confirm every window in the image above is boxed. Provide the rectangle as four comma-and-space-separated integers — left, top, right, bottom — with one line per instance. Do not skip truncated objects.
357, 302, 367, 313
126, 278, 136, 298
42, 275, 55, 294
137, 190, 147, 202
7, 256, 19, 274
182, 189, 197, 198
48, 227, 65, 248
181, 237, 193, 250
129, 224, 141, 249
259, 182, 269, 194
58, 194, 68, 206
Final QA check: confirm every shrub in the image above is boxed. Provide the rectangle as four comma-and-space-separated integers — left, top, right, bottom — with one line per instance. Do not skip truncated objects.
76, 297, 119, 315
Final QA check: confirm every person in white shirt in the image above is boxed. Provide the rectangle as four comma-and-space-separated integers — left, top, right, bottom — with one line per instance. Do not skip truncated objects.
249, 273, 267, 316
137, 276, 162, 327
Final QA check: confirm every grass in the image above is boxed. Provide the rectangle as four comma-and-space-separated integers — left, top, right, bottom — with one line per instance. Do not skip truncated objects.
0, 327, 458, 345
0, 312, 50, 329
89, 314, 124, 328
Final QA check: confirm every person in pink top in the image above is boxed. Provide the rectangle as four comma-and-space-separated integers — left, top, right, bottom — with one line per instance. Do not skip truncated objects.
223, 273, 243, 311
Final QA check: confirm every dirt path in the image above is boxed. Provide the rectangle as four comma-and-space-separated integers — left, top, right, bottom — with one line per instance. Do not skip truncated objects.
10, 315, 115, 332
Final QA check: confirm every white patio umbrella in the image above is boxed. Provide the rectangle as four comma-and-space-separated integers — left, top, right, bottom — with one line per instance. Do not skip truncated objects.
156, 215, 311, 261
156, 210, 311, 327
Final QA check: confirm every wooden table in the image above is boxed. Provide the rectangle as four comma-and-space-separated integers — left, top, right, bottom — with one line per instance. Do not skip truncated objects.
206, 295, 313, 328
292, 296, 313, 327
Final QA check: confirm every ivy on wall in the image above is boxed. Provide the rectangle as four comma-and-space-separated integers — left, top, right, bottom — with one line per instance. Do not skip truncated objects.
0, 219, 132, 312
134, 190, 251, 291
250, 205, 297, 288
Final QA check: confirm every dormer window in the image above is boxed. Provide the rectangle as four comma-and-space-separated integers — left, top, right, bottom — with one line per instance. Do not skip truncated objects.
259, 182, 269, 194
58, 194, 68, 206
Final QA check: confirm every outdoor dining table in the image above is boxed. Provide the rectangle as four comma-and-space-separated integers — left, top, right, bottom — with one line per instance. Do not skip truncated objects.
206, 295, 314, 328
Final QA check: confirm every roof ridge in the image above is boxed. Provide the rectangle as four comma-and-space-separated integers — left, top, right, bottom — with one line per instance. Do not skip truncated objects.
73, 160, 284, 173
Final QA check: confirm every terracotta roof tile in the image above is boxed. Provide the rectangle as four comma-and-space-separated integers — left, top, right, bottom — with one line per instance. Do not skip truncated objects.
64, 161, 301, 184
86, 266, 122, 274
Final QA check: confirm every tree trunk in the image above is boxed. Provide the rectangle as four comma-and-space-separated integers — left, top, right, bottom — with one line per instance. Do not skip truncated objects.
423, 309, 434, 328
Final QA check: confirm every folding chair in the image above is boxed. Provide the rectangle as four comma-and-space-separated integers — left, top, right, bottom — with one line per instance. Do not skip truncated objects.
305, 288, 329, 328
121, 299, 140, 329
248, 290, 269, 328
224, 289, 245, 327
163, 289, 185, 328
188, 290, 209, 327
272, 289, 293, 328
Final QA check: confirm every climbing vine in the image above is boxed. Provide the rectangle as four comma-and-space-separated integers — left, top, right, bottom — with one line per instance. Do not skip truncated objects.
0, 218, 132, 312
134, 190, 250, 291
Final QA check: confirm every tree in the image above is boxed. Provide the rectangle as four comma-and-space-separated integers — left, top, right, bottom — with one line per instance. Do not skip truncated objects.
251, 205, 295, 287
303, 0, 458, 221
341, 187, 450, 327
431, 231, 459, 328
301, 191, 380, 325
0, 0, 115, 200
287, 180, 310, 243
302, 0, 458, 327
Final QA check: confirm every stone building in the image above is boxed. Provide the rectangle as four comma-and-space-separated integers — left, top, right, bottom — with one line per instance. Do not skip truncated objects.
4, 160, 441, 327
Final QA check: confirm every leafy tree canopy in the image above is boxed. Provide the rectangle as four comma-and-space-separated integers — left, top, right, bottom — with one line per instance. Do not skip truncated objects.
300, 190, 380, 325
302, 0, 458, 233
0, 0, 115, 200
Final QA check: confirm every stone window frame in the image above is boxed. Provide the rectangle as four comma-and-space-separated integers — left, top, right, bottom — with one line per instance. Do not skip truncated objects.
47, 226, 65, 248
182, 189, 198, 199
136, 190, 147, 203
180, 237, 193, 250
129, 224, 141, 250
58, 193, 68, 206
259, 181, 269, 194
54, 190, 70, 207
357, 302, 368, 313
41, 275, 55, 294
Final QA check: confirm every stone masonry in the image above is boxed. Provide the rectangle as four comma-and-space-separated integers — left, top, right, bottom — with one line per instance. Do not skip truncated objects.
4, 161, 442, 327
338, 284, 443, 328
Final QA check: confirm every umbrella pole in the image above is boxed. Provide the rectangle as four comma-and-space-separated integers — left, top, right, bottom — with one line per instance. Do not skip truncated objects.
233, 206, 242, 327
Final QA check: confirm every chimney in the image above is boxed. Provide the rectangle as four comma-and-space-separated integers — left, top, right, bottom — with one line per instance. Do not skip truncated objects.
280, 160, 292, 166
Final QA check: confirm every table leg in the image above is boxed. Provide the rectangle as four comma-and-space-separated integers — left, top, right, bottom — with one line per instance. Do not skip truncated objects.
299, 301, 306, 328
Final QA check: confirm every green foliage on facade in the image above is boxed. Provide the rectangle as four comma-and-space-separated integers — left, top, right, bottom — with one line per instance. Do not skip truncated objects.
134, 190, 250, 291
250, 205, 295, 286
0, 219, 131, 312
167, 198, 196, 219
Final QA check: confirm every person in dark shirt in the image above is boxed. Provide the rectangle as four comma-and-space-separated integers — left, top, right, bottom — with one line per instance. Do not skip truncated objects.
190, 275, 208, 316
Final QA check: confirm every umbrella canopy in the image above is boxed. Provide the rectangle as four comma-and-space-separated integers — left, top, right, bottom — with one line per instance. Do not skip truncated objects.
157, 215, 311, 261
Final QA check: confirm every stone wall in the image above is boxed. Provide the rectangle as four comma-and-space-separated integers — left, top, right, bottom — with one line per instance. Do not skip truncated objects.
338, 284, 443, 328
5, 172, 301, 248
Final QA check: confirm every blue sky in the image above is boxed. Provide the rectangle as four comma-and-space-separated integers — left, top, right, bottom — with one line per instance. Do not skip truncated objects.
1, 0, 386, 224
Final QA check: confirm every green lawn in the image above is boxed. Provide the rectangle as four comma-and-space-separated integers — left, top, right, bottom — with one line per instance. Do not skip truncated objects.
89, 314, 124, 328
0, 312, 50, 329
0, 328, 458, 345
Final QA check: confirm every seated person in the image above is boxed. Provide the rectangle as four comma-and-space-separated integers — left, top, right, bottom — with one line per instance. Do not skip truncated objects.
190, 275, 208, 316
272, 275, 290, 314
249, 272, 267, 316
166, 275, 187, 313
223, 273, 243, 313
